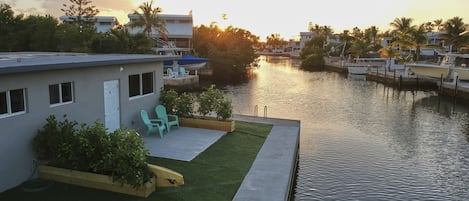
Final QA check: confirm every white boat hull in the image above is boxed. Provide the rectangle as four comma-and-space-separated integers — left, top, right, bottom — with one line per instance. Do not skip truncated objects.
407, 64, 448, 78
407, 63, 469, 80
348, 66, 368, 75
164, 62, 207, 71
454, 68, 469, 80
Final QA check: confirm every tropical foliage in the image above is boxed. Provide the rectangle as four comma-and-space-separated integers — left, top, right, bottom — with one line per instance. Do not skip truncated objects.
441, 17, 469, 52
128, 0, 167, 38
33, 115, 153, 188
193, 24, 259, 82
159, 86, 233, 120
300, 16, 468, 67
300, 35, 325, 69
0, 3, 153, 53
61, 0, 99, 21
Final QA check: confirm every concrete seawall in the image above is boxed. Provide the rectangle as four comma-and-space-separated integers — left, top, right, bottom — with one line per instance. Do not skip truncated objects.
232, 115, 300, 201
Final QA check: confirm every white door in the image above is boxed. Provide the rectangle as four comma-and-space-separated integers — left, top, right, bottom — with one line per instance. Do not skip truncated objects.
104, 80, 120, 132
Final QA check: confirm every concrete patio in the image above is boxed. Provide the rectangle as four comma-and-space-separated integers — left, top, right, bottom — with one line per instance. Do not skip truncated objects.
141, 127, 226, 161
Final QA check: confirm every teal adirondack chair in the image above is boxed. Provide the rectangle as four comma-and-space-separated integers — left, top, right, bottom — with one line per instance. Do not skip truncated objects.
140, 110, 166, 138
155, 105, 179, 132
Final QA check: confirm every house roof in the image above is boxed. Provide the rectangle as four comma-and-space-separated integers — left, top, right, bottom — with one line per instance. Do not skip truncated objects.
59, 16, 119, 24
0, 52, 180, 75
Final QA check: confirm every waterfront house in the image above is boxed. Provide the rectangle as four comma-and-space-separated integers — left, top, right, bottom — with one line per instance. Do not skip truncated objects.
127, 14, 194, 55
0, 52, 179, 192
59, 16, 120, 33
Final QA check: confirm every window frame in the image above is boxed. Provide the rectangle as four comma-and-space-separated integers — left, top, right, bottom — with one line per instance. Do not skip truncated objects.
0, 88, 27, 119
49, 82, 74, 107
128, 72, 155, 100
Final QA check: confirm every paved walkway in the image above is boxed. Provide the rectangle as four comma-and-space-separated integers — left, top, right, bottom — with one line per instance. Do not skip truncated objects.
233, 115, 300, 201
142, 127, 226, 161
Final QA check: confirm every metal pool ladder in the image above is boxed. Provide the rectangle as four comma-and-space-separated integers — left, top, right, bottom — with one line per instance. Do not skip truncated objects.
253, 105, 268, 118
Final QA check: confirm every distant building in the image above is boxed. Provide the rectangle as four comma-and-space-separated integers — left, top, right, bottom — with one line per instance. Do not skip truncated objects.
0, 52, 178, 192
59, 16, 120, 33
127, 14, 194, 55
299, 32, 319, 49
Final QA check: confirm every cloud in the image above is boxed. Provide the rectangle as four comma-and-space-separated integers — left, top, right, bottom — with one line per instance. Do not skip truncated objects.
37, 0, 135, 18
4, 0, 18, 7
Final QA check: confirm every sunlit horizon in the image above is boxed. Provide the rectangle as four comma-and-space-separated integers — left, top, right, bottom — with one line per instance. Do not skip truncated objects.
7, 0, 469, 41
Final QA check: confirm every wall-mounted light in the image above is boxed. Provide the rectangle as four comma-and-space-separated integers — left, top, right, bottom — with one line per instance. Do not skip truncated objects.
120, 66, 124, 72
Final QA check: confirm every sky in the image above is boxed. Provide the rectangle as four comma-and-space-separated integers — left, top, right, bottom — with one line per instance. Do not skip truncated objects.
4, 0, 469, 41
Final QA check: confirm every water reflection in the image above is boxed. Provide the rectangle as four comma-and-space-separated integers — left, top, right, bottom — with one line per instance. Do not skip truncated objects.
224, 56, 469, 200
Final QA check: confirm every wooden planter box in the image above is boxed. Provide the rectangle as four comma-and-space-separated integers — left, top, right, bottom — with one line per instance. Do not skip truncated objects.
179, 117, 235, 132
38, 165, 155, 198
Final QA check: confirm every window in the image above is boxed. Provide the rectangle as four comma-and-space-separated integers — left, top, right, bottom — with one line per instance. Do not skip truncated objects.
49, 82, 74, 106
128, 72, 154, 98
0, 88, 26, 117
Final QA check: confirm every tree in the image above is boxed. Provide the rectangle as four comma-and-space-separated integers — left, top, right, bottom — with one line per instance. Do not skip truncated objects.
55, 22, 96, 52
193, 24, 259, 82
365, 26, 379, 43
129, 0, 167, 38
408, 24, 428, 61
379, 46, 399, 70
18, 15, 58, 51
90, 29, 154, 54
351, 27, 364, 40
390, 17, 414, 34
433, 19, 444, 32
61, 0, 99, 23
441, 17, 469, 52
266, 34, 286, 50
348, 40, 372, 58
0, 4, 24, 51
300, 35, 325, 69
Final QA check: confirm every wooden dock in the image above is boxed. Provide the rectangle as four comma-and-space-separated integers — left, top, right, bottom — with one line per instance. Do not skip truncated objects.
366, 70, 436, 90
326, 63, 437, 89
325, 63, 469, 102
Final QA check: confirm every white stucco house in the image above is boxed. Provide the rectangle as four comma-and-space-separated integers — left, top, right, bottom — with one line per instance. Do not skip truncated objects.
59, 16, 120, 33
127, 14, 194, 55
0, 52, 178, 192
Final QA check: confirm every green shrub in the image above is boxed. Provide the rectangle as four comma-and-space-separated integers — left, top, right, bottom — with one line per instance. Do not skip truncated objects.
198, 85, 224, 117
33, 115, 78, 161
159, 89, 178, 114
108, 127, 153, 188
175, 92, 195, 118
159, 85, 233, 120
216, 97, 233, 120
32, 115, 153, 188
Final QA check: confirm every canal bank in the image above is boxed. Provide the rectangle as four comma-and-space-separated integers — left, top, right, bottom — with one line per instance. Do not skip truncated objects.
439, 80, 469, 102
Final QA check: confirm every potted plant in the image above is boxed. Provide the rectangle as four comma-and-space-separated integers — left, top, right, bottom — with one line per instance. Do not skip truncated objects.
160, 86, 235, 132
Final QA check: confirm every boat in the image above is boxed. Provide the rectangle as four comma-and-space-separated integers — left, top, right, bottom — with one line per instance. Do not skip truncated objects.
164, 54, 208, 71
345, 57, 405, 75
347, 65, 368, 75
406, 53, 469, 80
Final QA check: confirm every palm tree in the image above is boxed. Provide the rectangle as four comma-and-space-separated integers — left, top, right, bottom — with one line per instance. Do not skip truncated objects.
441, 17, 469, 52
348, 40, 371, 58
379, 46, 399, 70
390, 17, 414, 34
409, 24, 428, 61
129, 0, 166, 39
433, 19, 443, 32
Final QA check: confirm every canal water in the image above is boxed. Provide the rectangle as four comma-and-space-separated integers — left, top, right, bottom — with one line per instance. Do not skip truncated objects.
223, 56, 469, 200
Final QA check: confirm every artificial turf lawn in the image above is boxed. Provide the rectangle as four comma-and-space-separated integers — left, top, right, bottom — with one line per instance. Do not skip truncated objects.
0, 121, 273, 201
